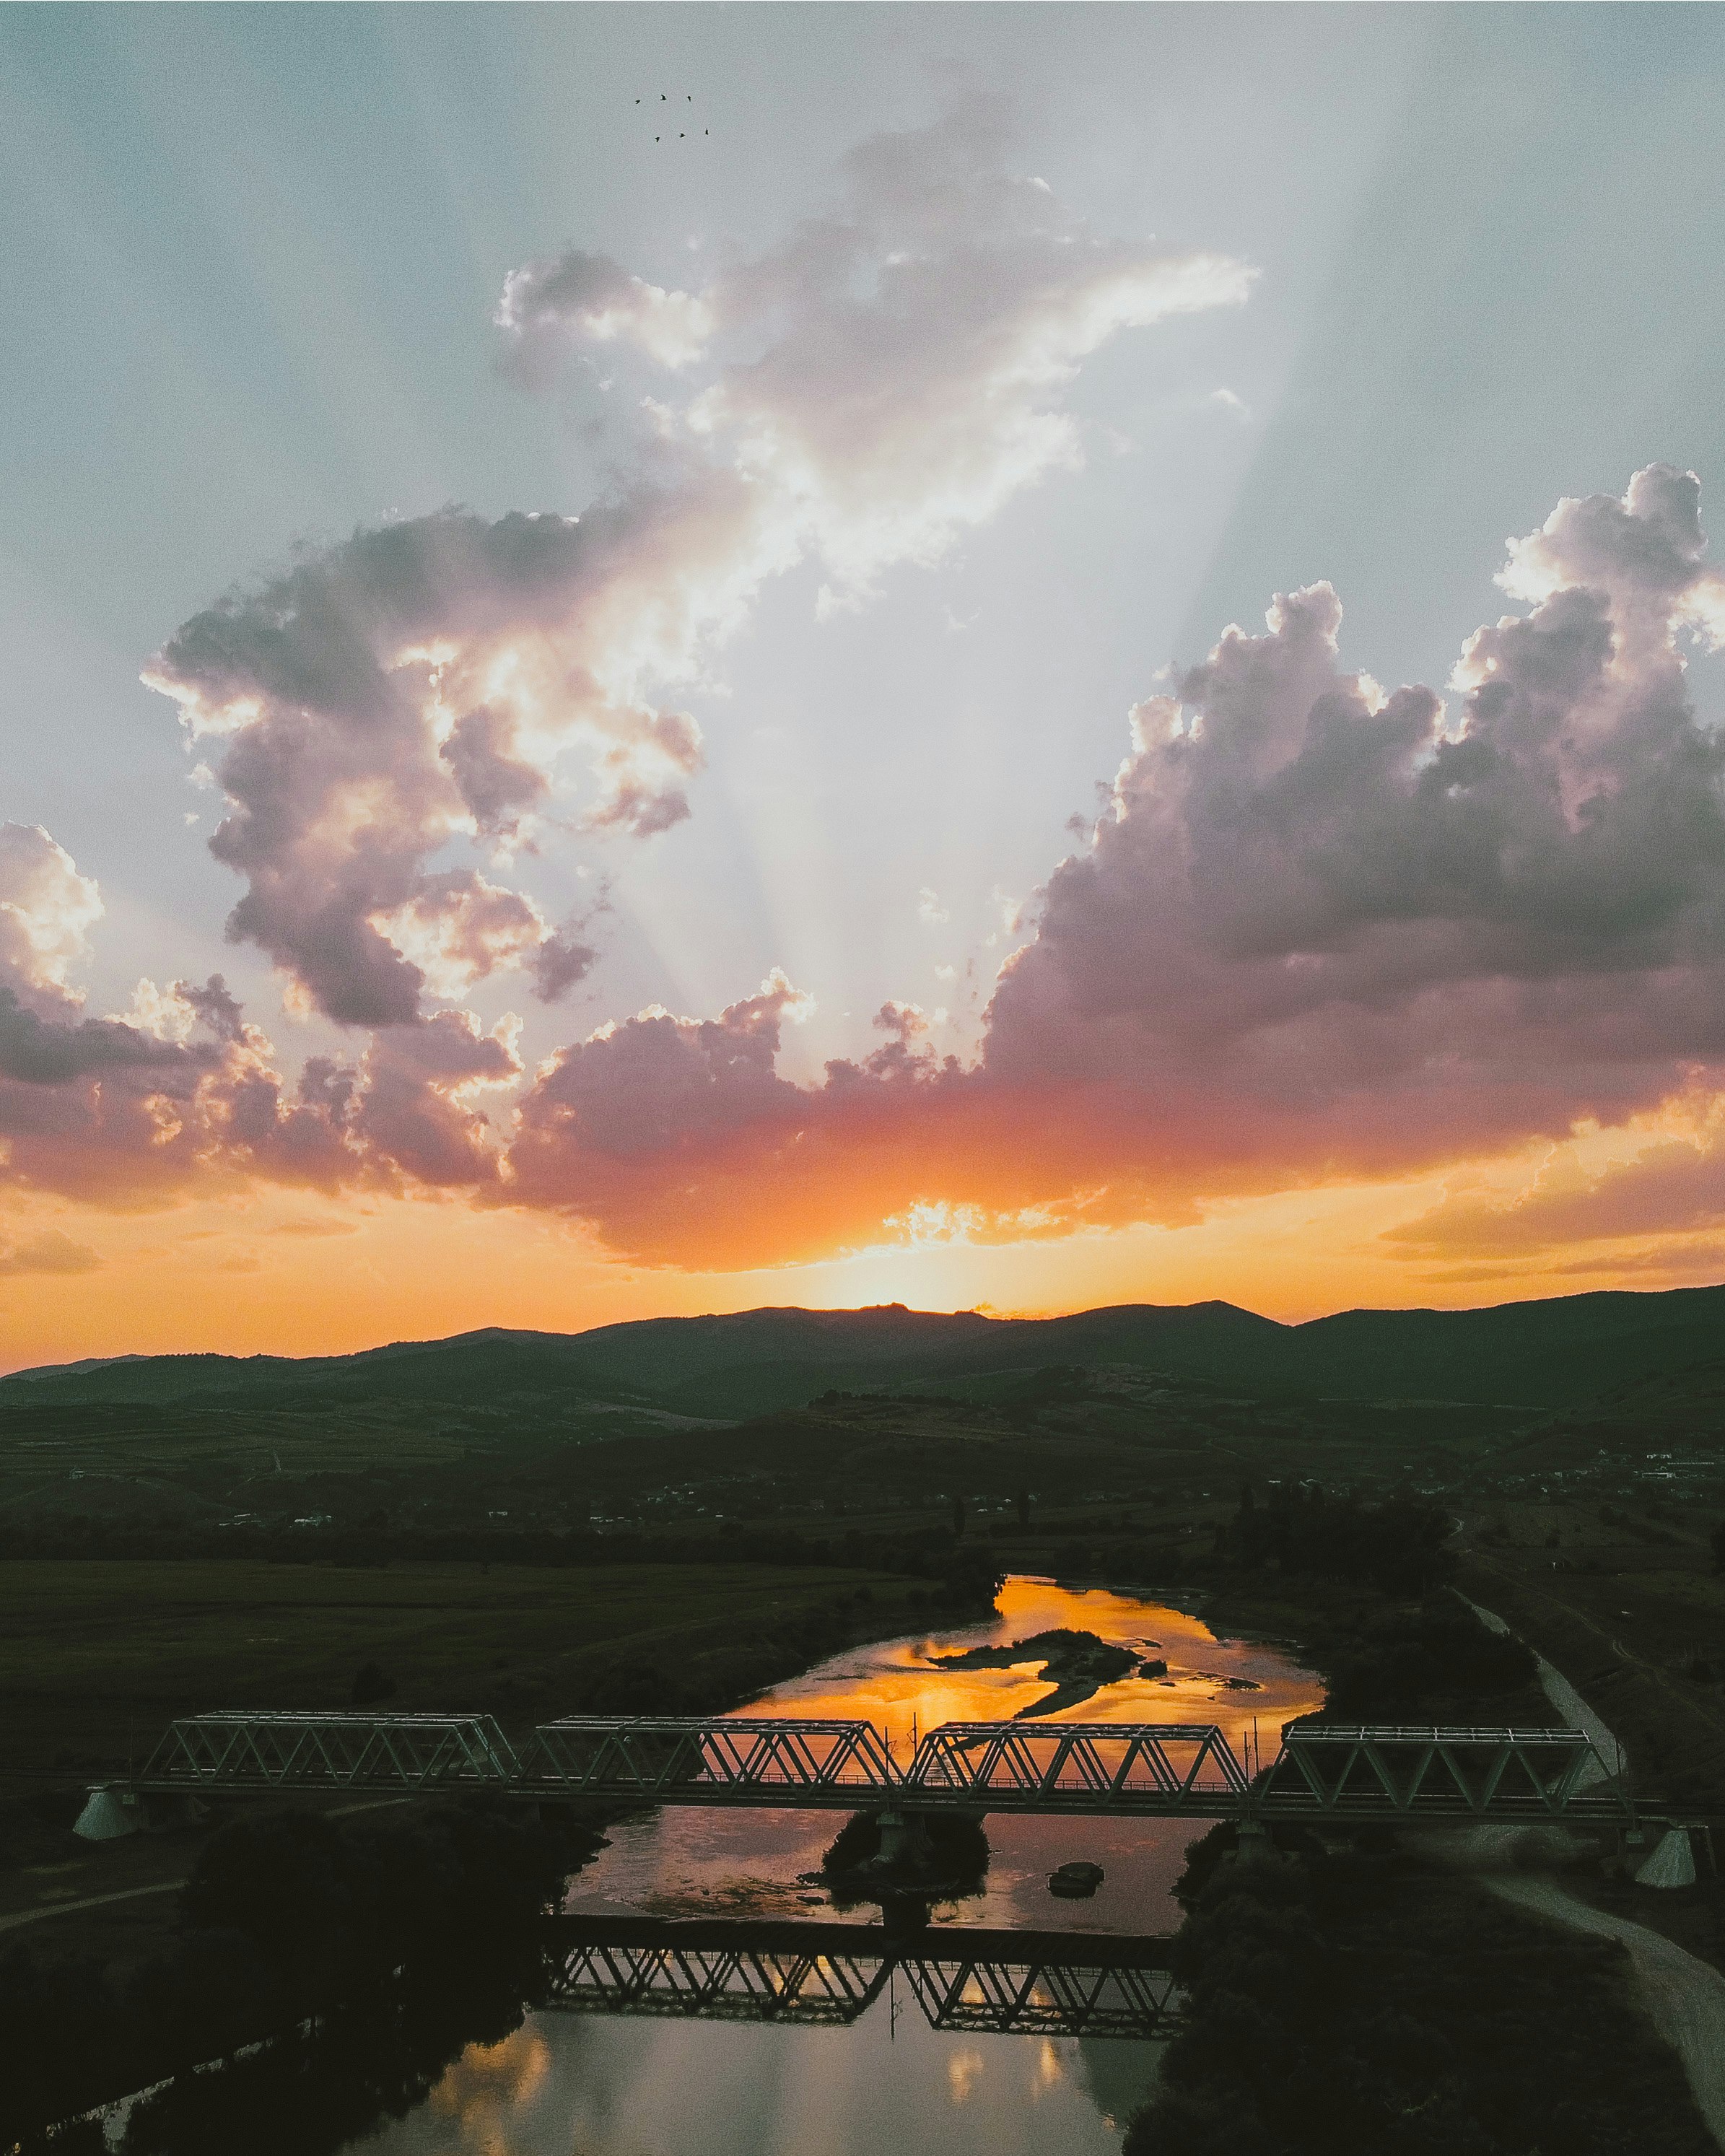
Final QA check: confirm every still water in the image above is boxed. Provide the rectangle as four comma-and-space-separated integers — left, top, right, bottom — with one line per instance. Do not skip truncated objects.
340, 1578, 1322, 2156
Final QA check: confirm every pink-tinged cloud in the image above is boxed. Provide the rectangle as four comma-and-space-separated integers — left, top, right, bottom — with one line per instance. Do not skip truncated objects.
0, 826, 520, 1209
500, 463, 1725, 1265
144, 499, 716, 1027
144, 105, 1249, 1039
1389, 1127, 1725, 1257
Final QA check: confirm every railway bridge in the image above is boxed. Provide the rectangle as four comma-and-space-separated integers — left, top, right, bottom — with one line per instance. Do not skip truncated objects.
541, 1915, 1180, 2038
100, 1710, 1638, 1829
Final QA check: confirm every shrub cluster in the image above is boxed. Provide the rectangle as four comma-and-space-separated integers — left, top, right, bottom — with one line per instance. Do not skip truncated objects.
1127, 1841, 1713, 2156
1214, 1485, 1455, 1595
0, 1798, 570, 2154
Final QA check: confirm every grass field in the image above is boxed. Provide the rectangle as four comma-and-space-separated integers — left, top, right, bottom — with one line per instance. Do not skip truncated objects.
0, 1558, 925, 1780
1459, 1494, 1725, 1813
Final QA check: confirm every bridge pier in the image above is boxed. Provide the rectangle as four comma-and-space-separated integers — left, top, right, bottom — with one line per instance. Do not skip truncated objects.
875, 1807, 933, 1867
1235, 1817, 1276, 1864
74, 1784, 209, 1841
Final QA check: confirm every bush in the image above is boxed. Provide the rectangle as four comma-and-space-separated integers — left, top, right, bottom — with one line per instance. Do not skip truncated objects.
1323, 1603, 1537, 1723
1127, 1848, 1714, 2156
0, 1944, 118, 2147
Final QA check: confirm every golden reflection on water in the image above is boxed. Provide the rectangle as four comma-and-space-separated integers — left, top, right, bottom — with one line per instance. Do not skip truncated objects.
946, 2048, 984, 2104
735, 1575, 1323, 1763
427, 2028, 551, 2138
559, 1577, 1323, 1941
339, 1582, 1323, 2156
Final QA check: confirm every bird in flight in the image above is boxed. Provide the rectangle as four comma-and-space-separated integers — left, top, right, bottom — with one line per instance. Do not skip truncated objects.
642, 93, 705, 139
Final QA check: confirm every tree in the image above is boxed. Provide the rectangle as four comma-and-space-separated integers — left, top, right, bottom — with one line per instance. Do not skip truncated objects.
951, 1493, 966, 1538
181, 1812, 372, 2007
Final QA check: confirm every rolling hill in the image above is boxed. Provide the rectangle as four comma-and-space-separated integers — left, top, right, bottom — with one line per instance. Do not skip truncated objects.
6, 1281, 1724, 1419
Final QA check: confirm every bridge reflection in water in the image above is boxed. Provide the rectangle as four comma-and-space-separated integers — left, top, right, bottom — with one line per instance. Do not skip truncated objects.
542, 1918, 1180, 2040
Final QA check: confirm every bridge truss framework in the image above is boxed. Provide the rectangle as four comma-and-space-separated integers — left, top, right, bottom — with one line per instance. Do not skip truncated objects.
127, 1711, 1636, 1825
541, 1921, 1182, 2039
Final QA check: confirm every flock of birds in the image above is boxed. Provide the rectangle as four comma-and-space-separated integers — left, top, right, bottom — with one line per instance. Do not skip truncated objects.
637, 93, 708, 143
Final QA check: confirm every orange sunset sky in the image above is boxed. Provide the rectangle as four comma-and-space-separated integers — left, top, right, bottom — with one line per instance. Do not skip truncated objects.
5, 10, 1725, 1372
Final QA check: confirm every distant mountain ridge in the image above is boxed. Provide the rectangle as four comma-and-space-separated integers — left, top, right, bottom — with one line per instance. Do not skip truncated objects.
5, 1283, 1724, 1418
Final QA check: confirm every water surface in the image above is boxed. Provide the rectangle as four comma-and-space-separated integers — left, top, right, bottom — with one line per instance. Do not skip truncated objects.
341, 1577, 1322, 2156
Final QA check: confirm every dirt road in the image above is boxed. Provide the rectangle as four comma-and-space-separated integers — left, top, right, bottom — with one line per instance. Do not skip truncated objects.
1489, 1873, 1725, 2148
1461, 1597, 1725, 2148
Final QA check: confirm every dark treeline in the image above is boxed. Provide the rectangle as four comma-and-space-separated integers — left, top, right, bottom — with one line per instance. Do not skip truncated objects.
1123, 1545, 1706, 2155
1, 1798, 572, 2155
1321, 1602, 1540, 1724
0, 1516, 1004, 1593
1214, 1484, 1456, 1595
1124, 1829, 1713, 2156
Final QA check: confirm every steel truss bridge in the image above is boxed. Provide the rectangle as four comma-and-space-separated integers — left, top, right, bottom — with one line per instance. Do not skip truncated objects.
541, 1917, 1179, 2039
126, 1711, 1636, 1825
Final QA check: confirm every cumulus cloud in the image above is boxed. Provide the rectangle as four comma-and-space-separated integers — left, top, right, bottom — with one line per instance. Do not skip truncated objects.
507, 102, 1254, 597
145, 502, 718, 1027
986, 464, 1725, 1130
495, 250, 716, 382
0, 823, 102, 1012
495, 464, 1725, 1266
0, 816, 528, 1215
28, 461, 1725, 1272
141, 105, 1244, 1045
508, 974, 994, 1265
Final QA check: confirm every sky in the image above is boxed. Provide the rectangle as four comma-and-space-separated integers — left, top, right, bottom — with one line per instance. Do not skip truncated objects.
5, 3, 1725, 1368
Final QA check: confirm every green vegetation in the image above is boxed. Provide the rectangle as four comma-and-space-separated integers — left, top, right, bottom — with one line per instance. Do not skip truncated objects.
819, 1809, 990, 1909
1125, 1836, 1713, 2156
6, 1286, 1725, 2150
13, 1281, 1725, 1418
0, 1558, 948, 1784
1, 1797, 566, 2154
927, 1628, 1140, 1715
1214, 1483, 1457, 1594
8, 1286, 1725, 1574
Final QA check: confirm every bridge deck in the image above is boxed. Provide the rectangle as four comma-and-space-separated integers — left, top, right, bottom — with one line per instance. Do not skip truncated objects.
545, 1916, 1176, 1966
541, 1916, 1181, 2037
123, 1711, 1638, 1824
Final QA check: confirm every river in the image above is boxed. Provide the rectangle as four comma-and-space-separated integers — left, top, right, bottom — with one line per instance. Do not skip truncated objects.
334, 1576, 1322, 2156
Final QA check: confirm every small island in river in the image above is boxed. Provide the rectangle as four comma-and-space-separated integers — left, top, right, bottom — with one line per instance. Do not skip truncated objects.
927, 1628, 1143, 1716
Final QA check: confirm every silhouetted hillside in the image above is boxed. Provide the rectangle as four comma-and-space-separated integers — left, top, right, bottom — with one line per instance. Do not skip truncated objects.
6, 1282, 1724, 1419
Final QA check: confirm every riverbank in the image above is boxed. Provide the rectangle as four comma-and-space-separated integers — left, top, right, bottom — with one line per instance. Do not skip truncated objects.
1123, 1498, 1719, 2155
1459, 1540, 1725, 1814
1125, 1833, 1716, 2156
2, 1559, 1002, 2152
0, 1558, 983, 1922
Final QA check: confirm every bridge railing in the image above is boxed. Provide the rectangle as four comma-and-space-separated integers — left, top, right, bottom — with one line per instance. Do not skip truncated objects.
902, 1955, 1180, 2039
519, 1716, 900, 1803
138, 1711, 521, 1791
903, 1721, 1251, 1811
547, 1939, 893, 2026
123, 1711, 1637, 1824
1257, 1724, 1624, 1819
542, 1924, 1180, 2038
